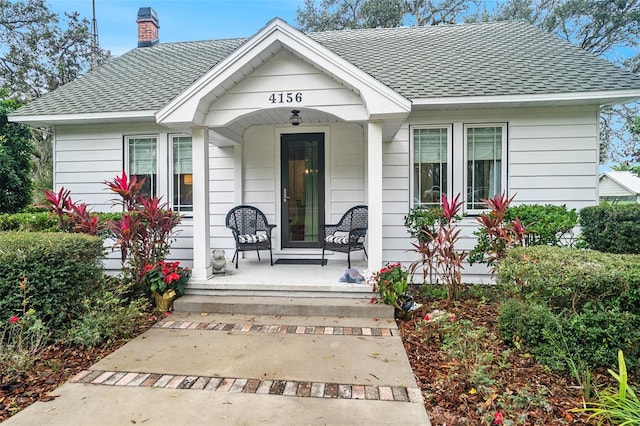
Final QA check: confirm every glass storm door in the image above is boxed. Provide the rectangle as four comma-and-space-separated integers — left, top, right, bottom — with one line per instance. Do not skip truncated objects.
280, 133, 325, 248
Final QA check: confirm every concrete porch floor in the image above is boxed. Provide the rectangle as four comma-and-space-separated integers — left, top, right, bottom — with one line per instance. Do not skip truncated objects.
186, 257, 374, 298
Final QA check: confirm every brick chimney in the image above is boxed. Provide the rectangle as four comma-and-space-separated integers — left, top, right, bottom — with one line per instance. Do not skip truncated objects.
136, 7, 159, 47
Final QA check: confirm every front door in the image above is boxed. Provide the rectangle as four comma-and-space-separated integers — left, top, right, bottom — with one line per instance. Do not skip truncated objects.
280, 133, 325, 248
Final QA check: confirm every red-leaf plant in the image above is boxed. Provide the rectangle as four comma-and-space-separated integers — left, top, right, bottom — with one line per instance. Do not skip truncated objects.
105, 171, 183, 290
44, 188, 104, 235
472, 192, 527, 272
409, 194, 467, 303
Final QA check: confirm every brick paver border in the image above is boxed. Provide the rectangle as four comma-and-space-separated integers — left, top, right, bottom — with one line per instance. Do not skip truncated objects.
153, 320, 397, 336
70, 369, 423, 404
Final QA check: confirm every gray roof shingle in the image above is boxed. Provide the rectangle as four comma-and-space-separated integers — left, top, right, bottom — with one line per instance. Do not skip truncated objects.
14, 21, 640, 117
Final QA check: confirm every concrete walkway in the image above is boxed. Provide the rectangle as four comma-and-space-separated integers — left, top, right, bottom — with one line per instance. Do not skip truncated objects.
5, 310, 431, 425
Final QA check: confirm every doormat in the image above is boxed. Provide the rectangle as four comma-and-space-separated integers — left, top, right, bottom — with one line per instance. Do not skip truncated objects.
274, 258, 327, 265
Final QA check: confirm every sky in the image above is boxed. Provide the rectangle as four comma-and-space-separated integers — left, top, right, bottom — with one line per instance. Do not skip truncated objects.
48, 0, 306, 55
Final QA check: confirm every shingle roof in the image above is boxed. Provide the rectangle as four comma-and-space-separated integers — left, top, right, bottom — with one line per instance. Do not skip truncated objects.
14, 21, 640, 117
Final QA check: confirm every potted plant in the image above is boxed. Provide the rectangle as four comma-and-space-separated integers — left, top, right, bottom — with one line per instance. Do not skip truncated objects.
373, 263, 416, 319
143, 260, 191, 312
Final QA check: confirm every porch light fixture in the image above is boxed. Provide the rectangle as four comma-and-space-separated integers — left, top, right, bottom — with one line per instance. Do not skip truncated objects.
289, 109, 302, 126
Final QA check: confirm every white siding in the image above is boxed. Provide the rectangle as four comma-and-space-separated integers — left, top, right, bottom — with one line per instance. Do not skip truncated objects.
599, 176, 634, 197
55, 122, 193, 272
53, 105, 600, 281
382, 105, 599, 283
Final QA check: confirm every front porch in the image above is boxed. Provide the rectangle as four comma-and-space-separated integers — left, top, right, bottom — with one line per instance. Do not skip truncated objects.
186, 258, 374, 298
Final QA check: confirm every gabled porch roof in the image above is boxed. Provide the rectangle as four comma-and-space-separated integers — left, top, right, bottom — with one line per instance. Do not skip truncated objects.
155, 18, 411, 143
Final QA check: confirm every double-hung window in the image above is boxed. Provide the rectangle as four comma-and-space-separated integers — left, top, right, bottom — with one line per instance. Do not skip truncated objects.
412, 126, 451, 208
126, 136, 157, 197
465, 124, 507, 211
171, 135, 193, 212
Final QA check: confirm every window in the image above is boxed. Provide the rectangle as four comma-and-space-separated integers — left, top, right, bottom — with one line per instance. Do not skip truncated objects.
412, 126, 450, 208
465, 125, 507, 211
126, 136, 157, 197
172, 135, 193, 212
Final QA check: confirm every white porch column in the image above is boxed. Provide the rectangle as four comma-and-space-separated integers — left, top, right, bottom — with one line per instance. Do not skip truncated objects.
191, 126, 212, 280
367, 121, 383, 271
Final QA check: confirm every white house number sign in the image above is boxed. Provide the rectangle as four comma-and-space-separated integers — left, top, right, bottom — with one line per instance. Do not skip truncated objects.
268, 92, 303, 104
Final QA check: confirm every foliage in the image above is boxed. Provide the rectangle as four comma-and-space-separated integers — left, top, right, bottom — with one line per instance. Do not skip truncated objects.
611, 161, 640, 177
404, 206, 443, 243
579, 350, 640, 425
497, 246, 640, 313
505, 203, 578, 246
0, 0, 111, 200
496, 246, 640, 372
296, 0, 477, 31
580, 204, 640, 254
0, 276, 48, 385
440, 318, 498, 400
105, 171, 183, 293
296, 0, 405, 31
143, 261, 191, 297
0, 210, 121, 232
67, 277, 150, 348
373, 262, 408, 309
0, 90, 33, 213
44, 187, 106, 235
408, 194, 467, 302
468, 192, 526, 270
0, 232, 104, 335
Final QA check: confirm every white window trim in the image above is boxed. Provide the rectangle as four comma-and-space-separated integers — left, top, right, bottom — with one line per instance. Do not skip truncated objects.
409, 124, 453, 209
463, 123, 508, 215
124, 134, 159, 198
169, 133, 193, 214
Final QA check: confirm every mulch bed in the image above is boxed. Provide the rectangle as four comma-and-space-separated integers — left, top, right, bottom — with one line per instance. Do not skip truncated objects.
398, 297, 594, 425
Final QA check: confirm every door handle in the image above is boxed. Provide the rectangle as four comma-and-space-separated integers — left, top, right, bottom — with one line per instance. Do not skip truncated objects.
283, 188, 291, 203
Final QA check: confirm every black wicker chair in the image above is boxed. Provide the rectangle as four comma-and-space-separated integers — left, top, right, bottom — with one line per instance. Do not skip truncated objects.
321, 205, 368, 268
225, 205, 276, 269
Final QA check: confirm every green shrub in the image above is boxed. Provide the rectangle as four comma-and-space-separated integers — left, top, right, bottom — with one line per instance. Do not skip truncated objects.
496, 246, 640, 312
580, 204, 640, 254
496, 246, 640, 372
68, 277, 150, 348
0, 211, 123, 233
0, 212, 58, 232
0, 232, 105, 335
506, 204, 578, 246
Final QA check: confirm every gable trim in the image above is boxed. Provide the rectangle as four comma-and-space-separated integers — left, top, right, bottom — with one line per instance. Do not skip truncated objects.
412, 90, 640, 108
8, 110, 157, 126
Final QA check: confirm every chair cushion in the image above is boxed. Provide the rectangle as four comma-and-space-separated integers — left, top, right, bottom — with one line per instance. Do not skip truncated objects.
325, 235, 365, 245
238, 234, 268, 244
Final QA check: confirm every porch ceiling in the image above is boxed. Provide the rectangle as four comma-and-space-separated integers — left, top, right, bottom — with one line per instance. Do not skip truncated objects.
209, 107, 347, 145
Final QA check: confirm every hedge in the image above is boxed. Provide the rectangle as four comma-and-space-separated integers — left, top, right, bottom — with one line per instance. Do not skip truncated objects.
0, 211, 123, 232
579, 204, 640, 254
496, 246, 640, 371
0, 232, 105, 334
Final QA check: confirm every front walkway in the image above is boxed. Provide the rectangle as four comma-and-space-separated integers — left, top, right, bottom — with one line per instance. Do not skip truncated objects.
5, 310, 431, 425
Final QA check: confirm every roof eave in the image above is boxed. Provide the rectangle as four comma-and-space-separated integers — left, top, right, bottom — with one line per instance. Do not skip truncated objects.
8, 110, 158, 127
411, 90, 640, 109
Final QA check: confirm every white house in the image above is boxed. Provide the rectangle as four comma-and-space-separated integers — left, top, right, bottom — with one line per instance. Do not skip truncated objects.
599, 171, 640, 203
10, 9, 640, 287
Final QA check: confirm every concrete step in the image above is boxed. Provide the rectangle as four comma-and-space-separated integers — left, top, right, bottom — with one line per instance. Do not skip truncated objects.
173, 295, 394, 319
185, 280, 376, 299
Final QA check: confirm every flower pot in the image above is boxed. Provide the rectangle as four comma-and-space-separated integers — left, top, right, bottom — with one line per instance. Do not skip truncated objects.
153, 290, 176, 312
